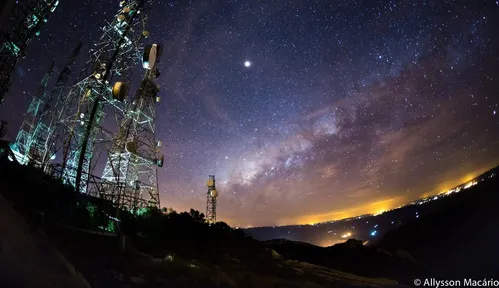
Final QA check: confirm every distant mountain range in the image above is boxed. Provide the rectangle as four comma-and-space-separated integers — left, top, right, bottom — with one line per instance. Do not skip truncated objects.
245, 165, 498, 246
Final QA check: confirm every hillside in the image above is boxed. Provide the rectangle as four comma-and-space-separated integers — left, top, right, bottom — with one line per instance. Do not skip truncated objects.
0, 194, 90, 288
0, 157, 409, 288
264, 238, 422, 285
245, 166, 498, 247
375, 173, 499, 279
252, 170, 499, 285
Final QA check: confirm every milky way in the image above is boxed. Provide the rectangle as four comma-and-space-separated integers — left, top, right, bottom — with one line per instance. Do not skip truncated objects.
1, 1, 499, 227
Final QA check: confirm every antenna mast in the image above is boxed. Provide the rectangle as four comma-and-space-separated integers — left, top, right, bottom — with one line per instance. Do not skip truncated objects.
206, 175, 218, 224
0, 0, 60, 104
100, 43, 163, 212
11, 41, 82, 172
59, 0, 153, 194
12, 61, 55, 165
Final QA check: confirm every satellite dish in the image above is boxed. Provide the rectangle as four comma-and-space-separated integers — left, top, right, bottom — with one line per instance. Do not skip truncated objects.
123, 7, 131, 13
157, 155, 164, 167
210, 189, 218, 198
142, 44, 158, 70
117, 14, 126, 22
125, 142, 137, 154
142, 31, 150, 38
112, 82, 128, 101
206, 179, 214, 187
50, 0, 59, 12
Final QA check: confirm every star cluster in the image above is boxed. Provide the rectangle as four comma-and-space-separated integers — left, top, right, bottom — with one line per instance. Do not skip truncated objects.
1, 0, 499, 227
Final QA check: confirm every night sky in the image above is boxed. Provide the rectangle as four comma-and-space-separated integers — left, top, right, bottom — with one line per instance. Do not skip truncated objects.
1, 0, 499, 227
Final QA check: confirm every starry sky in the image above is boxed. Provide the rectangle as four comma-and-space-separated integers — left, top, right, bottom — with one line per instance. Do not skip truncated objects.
1, 0, 499, 227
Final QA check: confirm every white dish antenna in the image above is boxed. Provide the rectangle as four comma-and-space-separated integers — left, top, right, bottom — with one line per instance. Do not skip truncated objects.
142, 44, 158, 70
210, 189, 218, 198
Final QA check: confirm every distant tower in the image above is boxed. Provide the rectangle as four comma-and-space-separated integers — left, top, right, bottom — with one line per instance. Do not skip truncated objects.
100, 43, 162, 212
11, 61, 55, 165
0, 0, 60, 104
206, 175, 218, 224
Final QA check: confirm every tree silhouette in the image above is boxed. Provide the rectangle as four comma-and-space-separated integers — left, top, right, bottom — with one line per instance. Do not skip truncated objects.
189, 208, 205, 223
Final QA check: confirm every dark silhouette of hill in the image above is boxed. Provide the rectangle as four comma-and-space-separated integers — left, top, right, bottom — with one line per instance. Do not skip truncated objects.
245, 167, 498, 247
0, 194, 91, 288
374, 173, 499, 280
256, 168, 499, 285
0, 156, 408, 287
264, 238, 422, 285
2, 151, 498, 287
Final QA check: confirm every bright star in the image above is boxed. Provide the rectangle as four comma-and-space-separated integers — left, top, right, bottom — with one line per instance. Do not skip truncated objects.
244, 61, 251, 67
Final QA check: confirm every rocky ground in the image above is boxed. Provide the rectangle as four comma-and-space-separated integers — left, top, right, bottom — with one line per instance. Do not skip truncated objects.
49, 223, 408, 288
0, 192, 409, 288
265, 238, 422, 286
0, 195, 90, 288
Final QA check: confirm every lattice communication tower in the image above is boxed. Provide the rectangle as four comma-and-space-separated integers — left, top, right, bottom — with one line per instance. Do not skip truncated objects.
11, 41, 82, 171
60, 0, 153, 194
100, 43, 162, 211
0, 0, 60, 104
33, 41, 82, 173
206, 175, 218, 224
11, 61, 55, 165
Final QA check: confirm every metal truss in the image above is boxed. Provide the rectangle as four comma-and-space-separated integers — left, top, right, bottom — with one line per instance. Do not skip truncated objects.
11, 41, 82, 173
33, 41, 82, 173
206, 175, 217, 224
100, 47, 162, 211
11, 61, 55, 166
0, 0, 60, 104
60, 0, 153, 194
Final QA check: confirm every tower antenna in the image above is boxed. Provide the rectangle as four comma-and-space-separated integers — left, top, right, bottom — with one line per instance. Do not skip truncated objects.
100, 43, 163, 212
206, 175, 218, 224
59, 0, 154, 195
12, 61, 55, 165
11, 41, 82, 172
0, 0, 60, 104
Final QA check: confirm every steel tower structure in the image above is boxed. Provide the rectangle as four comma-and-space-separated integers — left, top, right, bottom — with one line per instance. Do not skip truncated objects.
60, 0, 153, 194
0, 0, 60, 105
206, 175, 218, 224
11, 42, 82, 171
33, 41, 82, 172
11, 61, 55, 165
100, 43, 162, 211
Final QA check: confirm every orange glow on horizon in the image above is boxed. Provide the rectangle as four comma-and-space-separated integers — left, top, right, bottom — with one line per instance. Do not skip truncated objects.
423, 167, 491, 199
317, 238, 346, 247
164, 165, 496, 228
287, 197, 404, 226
